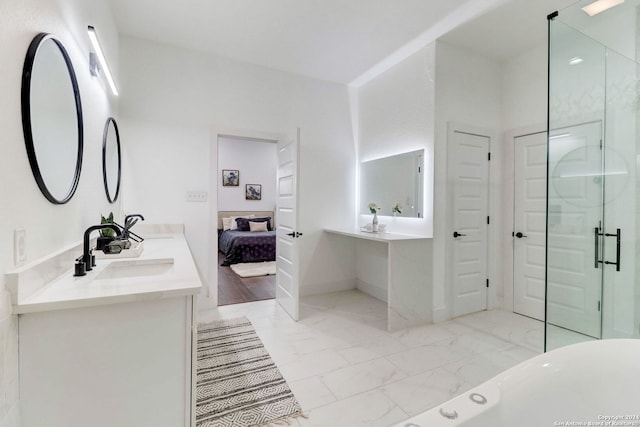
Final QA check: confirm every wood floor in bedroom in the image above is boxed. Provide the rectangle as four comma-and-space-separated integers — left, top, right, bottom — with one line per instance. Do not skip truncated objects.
217, 251, 276, 306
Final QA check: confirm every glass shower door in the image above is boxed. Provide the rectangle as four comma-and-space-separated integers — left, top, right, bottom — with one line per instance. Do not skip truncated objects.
546, 20, 606, 349
547, 13, 640, 351
547, 122, 604, 340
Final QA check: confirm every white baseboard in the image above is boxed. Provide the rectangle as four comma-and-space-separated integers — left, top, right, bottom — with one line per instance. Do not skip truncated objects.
432, 305, 450, 323
299, 279, 356, 297
488, 295, 504, 311
197, 295, 217, 312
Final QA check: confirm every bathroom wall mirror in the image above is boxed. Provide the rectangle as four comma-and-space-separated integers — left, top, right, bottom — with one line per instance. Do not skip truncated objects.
102, 117, 121, 203
21, 33, 83, 204
360, 149, 424, 218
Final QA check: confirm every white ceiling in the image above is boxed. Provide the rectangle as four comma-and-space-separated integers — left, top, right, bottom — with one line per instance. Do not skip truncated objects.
109, 0, 579, 84
440, 0, 579, 61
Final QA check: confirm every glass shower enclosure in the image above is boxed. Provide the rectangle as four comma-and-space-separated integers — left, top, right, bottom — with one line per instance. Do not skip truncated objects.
546, 0, 640, 350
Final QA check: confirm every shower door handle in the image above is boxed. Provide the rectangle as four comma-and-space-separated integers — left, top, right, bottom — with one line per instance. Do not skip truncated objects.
603, 228, 621, 272
594, 227, 601, 268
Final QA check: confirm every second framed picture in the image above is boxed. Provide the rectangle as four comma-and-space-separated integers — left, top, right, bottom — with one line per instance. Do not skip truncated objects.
245, 184, 262, 200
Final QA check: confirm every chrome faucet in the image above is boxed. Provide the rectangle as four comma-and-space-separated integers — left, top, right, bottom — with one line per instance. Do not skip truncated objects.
74, 224, 122, 277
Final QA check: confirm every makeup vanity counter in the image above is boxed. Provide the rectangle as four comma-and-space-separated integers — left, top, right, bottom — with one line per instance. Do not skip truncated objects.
325, 228, 430, 241
7, 226, 200, 427
324, 228, 432, 332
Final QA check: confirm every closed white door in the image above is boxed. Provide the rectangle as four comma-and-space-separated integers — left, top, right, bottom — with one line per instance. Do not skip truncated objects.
451, 130, 490, 317
513, 131, 547, 320
276, 131, 300, 321
547, 121, 603, 338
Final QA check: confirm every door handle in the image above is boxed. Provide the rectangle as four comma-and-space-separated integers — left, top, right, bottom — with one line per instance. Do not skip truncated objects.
514, 232, 527, 238
594, 227, 601, 269
603, 228, 621, 272
453, 231, 466, 238
286, 231, 304, 238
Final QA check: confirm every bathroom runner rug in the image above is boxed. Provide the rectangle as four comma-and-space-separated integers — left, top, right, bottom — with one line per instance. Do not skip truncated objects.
196, 316, 305, 427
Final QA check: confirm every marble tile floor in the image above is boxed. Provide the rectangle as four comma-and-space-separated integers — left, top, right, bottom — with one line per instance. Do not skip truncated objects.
199, 290, 544, 427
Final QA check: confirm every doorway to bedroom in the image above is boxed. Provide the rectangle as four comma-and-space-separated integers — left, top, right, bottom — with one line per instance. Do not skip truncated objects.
217, 135, 279, 306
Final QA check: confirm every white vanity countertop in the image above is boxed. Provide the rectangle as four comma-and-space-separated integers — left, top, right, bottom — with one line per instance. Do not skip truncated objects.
324, 227, 431, 242
12, 233, 202, 314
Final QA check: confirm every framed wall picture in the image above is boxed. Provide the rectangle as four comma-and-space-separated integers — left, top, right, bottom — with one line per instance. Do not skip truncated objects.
245, 184, 262, 200
222, 169, 239, 186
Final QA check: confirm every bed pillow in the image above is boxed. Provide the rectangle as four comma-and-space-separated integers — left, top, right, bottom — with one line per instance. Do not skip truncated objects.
249, 221, 268, 232
235, 217, 271, 231
250, 217, 272, 231
230, 214, 254, 230
222, 217, 233, 231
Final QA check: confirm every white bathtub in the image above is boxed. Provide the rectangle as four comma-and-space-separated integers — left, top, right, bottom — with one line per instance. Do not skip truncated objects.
396, 339, 640, 427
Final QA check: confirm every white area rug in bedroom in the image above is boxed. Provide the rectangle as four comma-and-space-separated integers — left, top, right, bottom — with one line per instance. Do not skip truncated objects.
230, 261, 276, 278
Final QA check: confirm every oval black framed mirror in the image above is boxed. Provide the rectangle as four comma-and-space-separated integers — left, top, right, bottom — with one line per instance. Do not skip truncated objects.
102, 117, 121, 203
21, 33, 83, 204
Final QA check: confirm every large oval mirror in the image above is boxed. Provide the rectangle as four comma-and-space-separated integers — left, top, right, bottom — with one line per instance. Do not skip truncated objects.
21, 33, 83, 204
102, 117, 121, 203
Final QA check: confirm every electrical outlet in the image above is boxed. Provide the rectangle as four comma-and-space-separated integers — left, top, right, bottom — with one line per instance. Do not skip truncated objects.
186, 191, 208, 203
14, 229, 26, 266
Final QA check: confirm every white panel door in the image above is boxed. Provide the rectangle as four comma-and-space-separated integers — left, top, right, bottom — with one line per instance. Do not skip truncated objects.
451, 131, 490, 317
276, 131, 300, 321
513, 132, 547, 320
547, 121, 603, 338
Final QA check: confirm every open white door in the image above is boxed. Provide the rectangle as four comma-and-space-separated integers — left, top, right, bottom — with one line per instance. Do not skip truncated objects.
276, 130, 300, 321
513, 131, 547, 320
450, 130, 490, 317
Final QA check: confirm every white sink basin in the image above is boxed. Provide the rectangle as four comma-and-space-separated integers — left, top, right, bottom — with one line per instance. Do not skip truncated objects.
95, 258, 174, 281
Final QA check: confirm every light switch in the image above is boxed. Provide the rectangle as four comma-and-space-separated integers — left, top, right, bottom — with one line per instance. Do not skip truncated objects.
186, 191, 208, 203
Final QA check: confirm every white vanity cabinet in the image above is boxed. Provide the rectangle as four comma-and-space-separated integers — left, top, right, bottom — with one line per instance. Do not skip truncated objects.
8, 229, 201, 427
19, 296, 196, 427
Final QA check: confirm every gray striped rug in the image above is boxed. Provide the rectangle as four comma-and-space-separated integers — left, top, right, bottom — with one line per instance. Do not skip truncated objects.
196, 317, 304, 427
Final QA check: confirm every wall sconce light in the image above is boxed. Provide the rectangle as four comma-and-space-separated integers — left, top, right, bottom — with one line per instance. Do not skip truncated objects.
87, 25, 118, 96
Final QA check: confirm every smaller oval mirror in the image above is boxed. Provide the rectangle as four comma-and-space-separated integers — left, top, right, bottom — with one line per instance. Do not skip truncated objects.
102, 117, 121, 203
22, 33, 83, 204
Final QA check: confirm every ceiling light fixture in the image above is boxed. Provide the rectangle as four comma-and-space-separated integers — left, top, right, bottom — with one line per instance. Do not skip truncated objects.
569, 56, 584, 65
87, 26, 118, 96
581, 0, 624, 16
